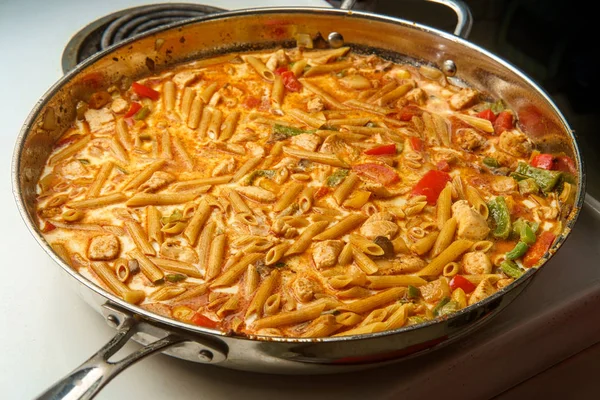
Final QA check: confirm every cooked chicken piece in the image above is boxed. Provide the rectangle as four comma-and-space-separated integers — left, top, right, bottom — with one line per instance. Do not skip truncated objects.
404, 88, 427, 106
452, 200, 490, 240
491, 176, 518, 193
271, 218, 298, 238
462, 251, 492, 275
307, 97, 325, 113
290, 133, 321, 152
420, 277, 451, 303
246, 142, 266, 158
468, 278, 496, 306
88, 234, 120, 261
212, 157, 236, 177
431, 147, 461, 165
312, 240, 344, 269
498, 129, 533, 158
292, 277, 321, 302
449, 88, 479, 110
491, 150, 517, 169
139, 171, 175, 193
380, 255, 426, 274
160, 239, 198, 263
360, 220, 399, 240
84, 108, 114, 132
365, 211, 395, 223
454, 128, 486, 151
172, 70, 201, 87
319, 134, 359, 163
59, 160, 88, 178
231, 128, 259, 143
110, 98, 129, 114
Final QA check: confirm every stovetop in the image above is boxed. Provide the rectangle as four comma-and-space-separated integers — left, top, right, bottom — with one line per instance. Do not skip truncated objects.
61, 3, 225, 72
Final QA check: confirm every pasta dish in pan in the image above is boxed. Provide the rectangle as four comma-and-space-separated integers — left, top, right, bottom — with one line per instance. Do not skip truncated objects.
35, 44, 577, 337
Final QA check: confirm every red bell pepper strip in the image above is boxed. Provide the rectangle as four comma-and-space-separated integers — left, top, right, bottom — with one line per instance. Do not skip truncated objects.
352, 163, 400, 186
523, 231, 556, 268
530, 154, 555, 170
243, 96, 261, 109
411, 170, 452, 205
124, 102, 142, 118
281, 71, 302, 92
493, 111, 514, 135
409, 137, 424, 152
476, 108, 497, 123
364, 144, 396, 156
40, 221, 56, 233
397, 105, 422, 121
131, 82, 160, 101
314, 186, 331, 199
275, 66, 289, 75
191, 313, 219, 329
554, 156, 577, 175
449, 275, 476, 294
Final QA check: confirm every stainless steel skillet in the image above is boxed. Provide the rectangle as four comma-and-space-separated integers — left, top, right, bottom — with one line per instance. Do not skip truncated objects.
11, 1, 585, 399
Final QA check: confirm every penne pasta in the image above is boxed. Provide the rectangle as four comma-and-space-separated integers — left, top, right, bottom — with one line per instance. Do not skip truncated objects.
125, 160, 166, 191
298, 78, 349, 110
67, 192, 127, 209
246, 269, 280, 318
116, 119, 133, 150
49, 135, 91, 165
313, 214, 367, 241
367, 275, 428, 289
416, 239, 474, 277
431, 217, 457, 258
219, 111, 240, 141
333, 173, 359, 205
252, 301, 326, 330
303, 61, 353, 77
182, 200, 212, 245
128, 248, 164, 284
273, 181, 303, 212
210, 252, 263, 288
126, 187, 210, 206
148, 256, 203, 279
351, 246, 379, 275
205, 233, 226, 280
245, 56, 275, 82
163, 81, 176, 112
146, 205, 163, 244
124, 220, 155, 255
87, 162, 113, 198
285, 221, 329, 256
337, 287, 404, 314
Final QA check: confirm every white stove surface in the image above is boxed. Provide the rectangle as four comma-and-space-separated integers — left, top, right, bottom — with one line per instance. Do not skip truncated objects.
2, 1, 599, 399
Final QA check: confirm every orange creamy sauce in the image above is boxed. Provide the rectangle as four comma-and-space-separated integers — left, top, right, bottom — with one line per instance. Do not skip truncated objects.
35, 47, 573, 337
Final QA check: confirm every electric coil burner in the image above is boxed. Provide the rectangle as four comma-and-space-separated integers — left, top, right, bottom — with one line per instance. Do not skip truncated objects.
61, 3, 225, 73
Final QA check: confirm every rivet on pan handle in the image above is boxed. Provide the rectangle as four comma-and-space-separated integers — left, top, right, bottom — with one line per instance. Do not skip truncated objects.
339, 0, 473, 39
34, 303, 227, 400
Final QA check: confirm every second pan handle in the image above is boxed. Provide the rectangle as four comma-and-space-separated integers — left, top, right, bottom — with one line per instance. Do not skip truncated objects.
339, 0, 473, 39
34, 303, 227, 400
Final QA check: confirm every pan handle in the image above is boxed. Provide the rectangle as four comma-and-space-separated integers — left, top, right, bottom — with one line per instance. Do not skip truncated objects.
34, 303, 227, 400
339, 0, 473, 39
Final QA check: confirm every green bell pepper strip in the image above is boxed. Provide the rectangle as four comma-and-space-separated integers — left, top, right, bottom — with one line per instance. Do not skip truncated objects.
326, 169, 349, 187
500, 260, 523, 279
437, 300, 460, 317
506, 241, 529, 260
406, 285, 420, 299
432, 297, 451, 317
518, 178, 539, 195
482, 157, 501, 168
514, 161, 562, 193
133, 106, 150, 120
512, 219, 537, 244
271, 124, 315, 141
488, 196, 511, 239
